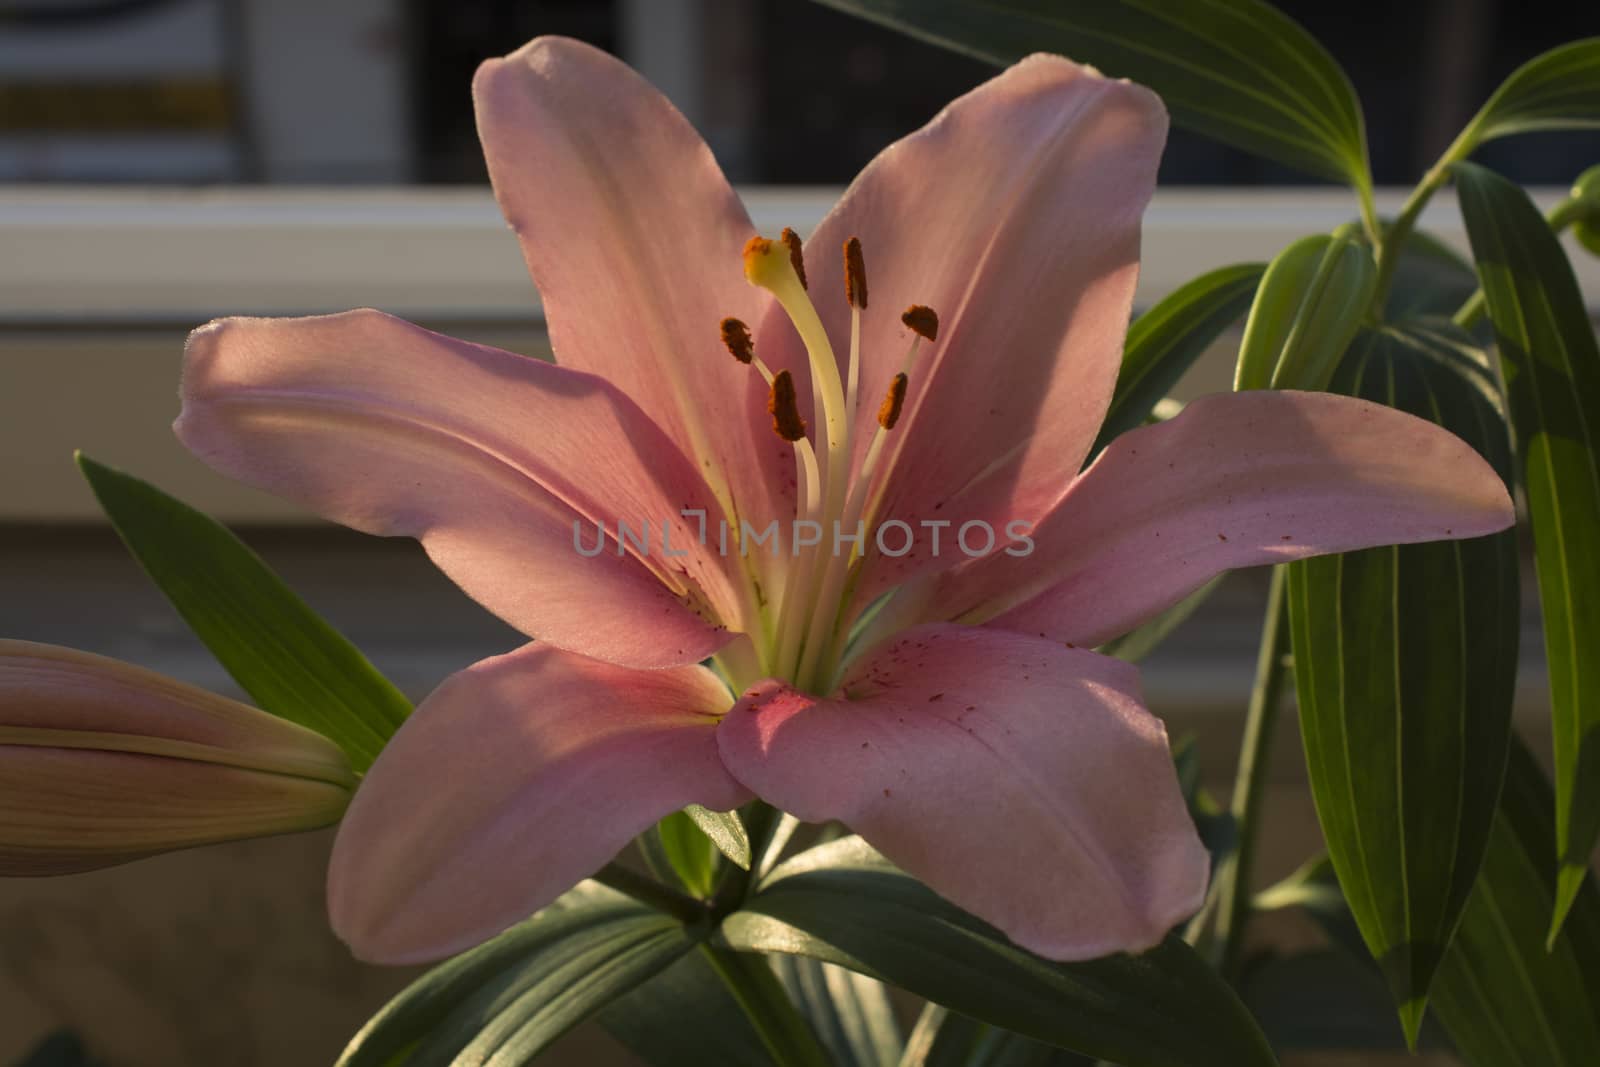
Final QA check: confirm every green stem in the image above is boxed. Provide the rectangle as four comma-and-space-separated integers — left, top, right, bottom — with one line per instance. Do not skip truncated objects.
592, 863, 708, 926
1215, 566, 1292, 981
1371, 124, 1482, 312
701, 944, 833, 1067
1454, 194, 1590, 329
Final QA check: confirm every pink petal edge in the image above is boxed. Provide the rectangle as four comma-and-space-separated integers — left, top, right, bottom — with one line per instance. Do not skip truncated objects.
931, 390, 1516, 646
176, 309, 739, 669
717, 625, 1209, 960
328, 643, 749, 964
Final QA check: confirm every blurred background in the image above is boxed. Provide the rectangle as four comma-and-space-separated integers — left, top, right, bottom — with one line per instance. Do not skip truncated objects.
1, 2, 1598, 1065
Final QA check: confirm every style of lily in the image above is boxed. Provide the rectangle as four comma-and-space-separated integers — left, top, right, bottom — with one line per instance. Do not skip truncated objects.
0, 641, 353, 875
175, 37, 1513, 965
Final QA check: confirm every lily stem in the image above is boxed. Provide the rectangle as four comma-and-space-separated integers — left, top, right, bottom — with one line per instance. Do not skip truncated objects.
593, 862, 707, 926
700, 943, 833, 1067
1215, 565, 1292, 981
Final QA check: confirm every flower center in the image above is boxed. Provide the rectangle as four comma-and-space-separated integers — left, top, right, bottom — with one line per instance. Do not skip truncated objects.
719, 230, 938, 695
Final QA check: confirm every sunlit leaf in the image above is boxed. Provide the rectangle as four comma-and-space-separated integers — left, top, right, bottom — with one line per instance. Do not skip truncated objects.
1429, 740, 1600, 1066
1463, 38, 1600, 147
1455, 162, 1600, 938
77, 454, 409, 772
811, 0, 1371, 190
1234, 232, 1375, 392
721, 837, 1278, 1067
688, 804, 752, 870
337, 883, 697, 1066
899, 1003, 1088, 1066
772, 954, 903, 1066
1286, 321, 1518, 1042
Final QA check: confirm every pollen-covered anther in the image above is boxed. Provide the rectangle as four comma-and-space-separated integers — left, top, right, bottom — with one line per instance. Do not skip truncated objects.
719, 317, 754, 364
844, 237, 867, 309
902, 304, 939, 341
768, 370, 809, 442
878, 373, 908, 430
781, 227, 808, 289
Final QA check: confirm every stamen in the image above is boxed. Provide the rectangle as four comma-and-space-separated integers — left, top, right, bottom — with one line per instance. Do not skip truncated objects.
781, 227, 808, 289
767, 370, 808, 442
843, 237, 868, 309
902, 304, 939, 341
720, 317, 754, 364
877, 373, 908, 429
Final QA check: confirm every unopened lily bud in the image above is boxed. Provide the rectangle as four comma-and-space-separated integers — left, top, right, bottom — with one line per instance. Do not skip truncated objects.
0, 641, 355, 876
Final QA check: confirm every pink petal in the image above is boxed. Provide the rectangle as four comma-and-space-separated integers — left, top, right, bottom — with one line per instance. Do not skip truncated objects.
717, 625, 1208, 960
474, 36, 796, 538
0, 641, 352, 875
929, 390, 1516, 646
177, 310, 741, 670
755, 55, 1166, 599
328, 643, 748, 964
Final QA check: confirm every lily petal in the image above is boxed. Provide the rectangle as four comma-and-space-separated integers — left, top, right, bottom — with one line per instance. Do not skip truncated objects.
0, 641, 352, 875
474, 36, 795, 538
177, 310, 739, 669
717, 625, 1208, 960
328, 643, 748, 964
757, 55, 1165, 599
930, 390, 1516, 646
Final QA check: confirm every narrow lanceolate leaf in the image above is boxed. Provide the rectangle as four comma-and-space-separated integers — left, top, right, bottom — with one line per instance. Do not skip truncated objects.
771, 953, 903, 1067
1427, 739, 1600, 1067
1461, 38, 1600, 147
1455, 162, 1600, 938
721, 837, 1278, 1067
337, 882, 698, 1067
1234, 232, 1375, 392
650, 810, 720, 896
810, 0, 1371, 190
1287, 320, 1519, 1042
596, 947, 772, 1067
1240, 951, 1446, 1052
1384, 229, 1481, 322
686, 804, 752, 870
77, 455, 410, 772
1091, 262, 1264, 455
900, 1004, 1090, 1066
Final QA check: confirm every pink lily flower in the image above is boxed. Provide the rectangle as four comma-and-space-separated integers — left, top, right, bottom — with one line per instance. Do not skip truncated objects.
0, 641, 354, 874
174, 37, 1513, 965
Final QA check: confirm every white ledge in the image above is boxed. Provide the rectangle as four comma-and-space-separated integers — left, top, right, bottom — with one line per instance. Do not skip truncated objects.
3, 184, 1595, 323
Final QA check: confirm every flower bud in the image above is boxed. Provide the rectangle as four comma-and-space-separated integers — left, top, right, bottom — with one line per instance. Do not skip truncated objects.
0, 641, 355, 876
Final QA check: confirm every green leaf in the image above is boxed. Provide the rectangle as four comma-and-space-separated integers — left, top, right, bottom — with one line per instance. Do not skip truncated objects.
1286, 320, 1519, 1041
596, 946, 773, 1067
1233, 232, 1376, 392
722, 837, 1278, 1067
76, 454, 409, 772
1383, 228, 1482, 322
687, 804, 752, 870
1572, 163, 1600, 258
1240, 951, 1448, 1052
1428, 739, 1600, 1066
899, 1004, 1089, 1067
1462, 38, 1600, 147
1455, 162, 1600, 939
337, 882, 697, 1067
701, 945, 836, 1067
1091, 262, 1265, 455
772, 953, 903, 1067
650, 811, 720, 897
810, 0, 1371, 190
